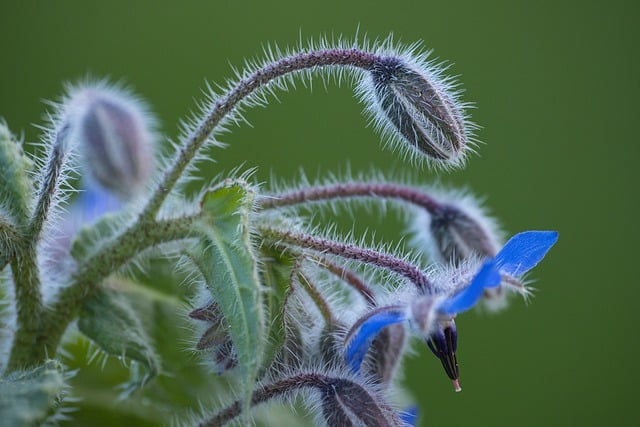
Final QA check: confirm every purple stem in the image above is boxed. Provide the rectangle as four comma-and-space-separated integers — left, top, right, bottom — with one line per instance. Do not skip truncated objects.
259, 182, 443, 214
262, 227, 432, 294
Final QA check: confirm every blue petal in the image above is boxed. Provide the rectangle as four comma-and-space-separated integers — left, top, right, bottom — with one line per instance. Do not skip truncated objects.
495, 231, 558, 277
438, 260, 501, 315
399, 405, 419, 426
344, 307, 407, 373
76, 184, 123, 225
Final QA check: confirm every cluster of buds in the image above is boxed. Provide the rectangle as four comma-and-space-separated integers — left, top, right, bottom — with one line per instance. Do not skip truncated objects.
178, 39, 559, 426
190, 180, 557, 426
17, 36, 558, 426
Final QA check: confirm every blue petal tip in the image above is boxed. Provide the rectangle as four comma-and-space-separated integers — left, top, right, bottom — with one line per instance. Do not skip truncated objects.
495, 230, 558, 277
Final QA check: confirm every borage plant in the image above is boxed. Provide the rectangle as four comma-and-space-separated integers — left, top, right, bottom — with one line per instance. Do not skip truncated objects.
0, 36, 557, 426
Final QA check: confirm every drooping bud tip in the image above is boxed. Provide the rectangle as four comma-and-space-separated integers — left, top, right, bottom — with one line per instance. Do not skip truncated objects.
360, 50, 475, 169
453, 378, 462, 392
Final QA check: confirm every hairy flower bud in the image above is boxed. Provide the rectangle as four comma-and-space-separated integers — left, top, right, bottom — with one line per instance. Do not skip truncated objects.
428, 202, 499, 265
365, 55, 471, 167
320, 377, 402, 427
67, 84, 154, 198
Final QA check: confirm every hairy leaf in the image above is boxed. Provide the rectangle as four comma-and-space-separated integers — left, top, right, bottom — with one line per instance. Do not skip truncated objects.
192, 180, 263, 417
0, 121, 33, 225
78, 288, 159, 397
0, 360, 67, 426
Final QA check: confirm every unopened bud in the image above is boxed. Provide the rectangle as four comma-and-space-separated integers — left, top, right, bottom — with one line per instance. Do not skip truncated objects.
366, 56, 470, 167
188, 300, 222, 322
429, 203, 499, 265
321, 378, 401, 427
189, 301, 237, 374
68, 84, 154, 198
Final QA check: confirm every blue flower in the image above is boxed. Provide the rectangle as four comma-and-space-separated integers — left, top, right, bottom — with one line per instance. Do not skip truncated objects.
344, 259, 500, 374
495, 230, 558, 278
344, 230, 558, 389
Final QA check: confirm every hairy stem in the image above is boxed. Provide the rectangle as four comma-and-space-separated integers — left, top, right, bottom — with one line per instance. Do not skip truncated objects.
27, 125, 69, 241
259, 181, 443, 213
292, 263, 335, 325
202, 372, 399, 427
0, 217, 21, 269
261, 226, 432, 293
8, 245, 45, 368
312, 254, 376, 306
141, 48, 380, 221
5, 214, 198, 371
6, 126, 71, 370
201, 373, 328, 426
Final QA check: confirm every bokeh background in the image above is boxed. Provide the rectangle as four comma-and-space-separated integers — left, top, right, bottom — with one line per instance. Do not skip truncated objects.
1, 1, 637, 426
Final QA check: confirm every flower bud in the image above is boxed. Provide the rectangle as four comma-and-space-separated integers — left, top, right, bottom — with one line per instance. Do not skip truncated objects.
189, 301, 237, 374
320, 377, 401, 427
366, 56, 470, 167
68, 84, 154, 198
428, 202, 499, 265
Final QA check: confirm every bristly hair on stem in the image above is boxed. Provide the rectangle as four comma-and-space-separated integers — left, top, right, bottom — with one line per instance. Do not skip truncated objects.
0, 30, 559, 427
260, 225, 433, 294
143, 35, 474, 222
199, 370, 403, 427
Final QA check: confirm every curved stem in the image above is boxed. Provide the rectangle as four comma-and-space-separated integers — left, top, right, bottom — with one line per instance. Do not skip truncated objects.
292, 265, 335, 325
312, 254, 376, 306
141, 48, 380, 221
260, 226, 432, 294
200, 373, 328, 426
201, 372, 399, 427
259, 181, 443, 213
7, 126, 71, 369
27, 125, 69, 241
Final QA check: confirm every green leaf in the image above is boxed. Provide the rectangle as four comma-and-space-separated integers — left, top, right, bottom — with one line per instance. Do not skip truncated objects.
258, 246, 298, 368
78, 288, 160, 397
0, 360, 67, 427
0, 121, 32, 266
63, 276, 227, 425
192, 180, 264, 418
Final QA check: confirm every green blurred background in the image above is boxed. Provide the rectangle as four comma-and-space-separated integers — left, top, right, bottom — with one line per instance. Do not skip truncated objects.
1, 1, 637, 426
